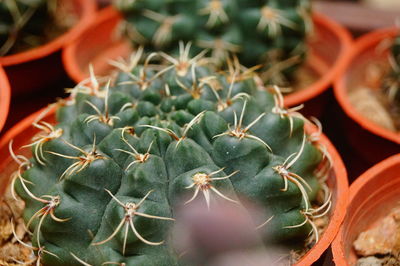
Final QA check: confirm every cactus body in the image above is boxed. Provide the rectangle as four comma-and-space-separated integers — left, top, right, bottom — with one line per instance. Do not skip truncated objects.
14, 49, 329, 265
387, 36, 400, 104
383, 36, 400, 129
115, 0, 312, 84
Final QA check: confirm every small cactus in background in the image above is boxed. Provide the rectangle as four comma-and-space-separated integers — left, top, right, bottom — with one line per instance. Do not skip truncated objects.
114, 0, 312, 85
383, 36, 400, 129
11, 46, 331, 265
0, 0, 70, 56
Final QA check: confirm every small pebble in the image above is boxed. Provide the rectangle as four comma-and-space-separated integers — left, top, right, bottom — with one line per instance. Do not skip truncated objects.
356, 256, 383, 266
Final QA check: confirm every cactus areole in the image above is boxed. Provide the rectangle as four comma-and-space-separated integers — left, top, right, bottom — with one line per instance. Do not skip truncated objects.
12, 48, 331, 265
115, 0, 312, 85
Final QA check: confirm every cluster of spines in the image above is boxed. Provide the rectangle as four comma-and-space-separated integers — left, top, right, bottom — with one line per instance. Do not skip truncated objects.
10, 45, 331, 265
115, 0, 312, 85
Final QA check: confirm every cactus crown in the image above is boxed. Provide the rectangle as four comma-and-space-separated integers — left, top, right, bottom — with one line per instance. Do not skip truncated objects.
12, 47, 331, 265
115, 0, 312, 85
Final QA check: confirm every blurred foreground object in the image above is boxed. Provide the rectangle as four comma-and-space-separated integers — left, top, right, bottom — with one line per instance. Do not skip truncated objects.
315, 1, 399, 35
363, 0, 400, 10
173, 198, 291, 266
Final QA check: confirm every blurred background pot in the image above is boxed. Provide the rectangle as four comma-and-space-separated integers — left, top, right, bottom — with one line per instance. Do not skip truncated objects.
334, 28, 400, 165
0, 0, 96, 96
0, 64, 11, 133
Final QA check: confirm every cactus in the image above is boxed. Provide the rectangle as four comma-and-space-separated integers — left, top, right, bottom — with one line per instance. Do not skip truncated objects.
115, 0, 312, 85
11, 47, 331, 265
0, 0, 60, 56
387, 36, 400, 104
383, 36, 400, 129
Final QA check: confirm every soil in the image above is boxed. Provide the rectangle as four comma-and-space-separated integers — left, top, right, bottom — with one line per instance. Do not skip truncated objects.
354, 206, 400, 266
0, 184, 32, 265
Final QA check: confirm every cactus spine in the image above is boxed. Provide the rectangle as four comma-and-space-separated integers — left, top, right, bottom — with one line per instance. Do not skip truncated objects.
12, 47, 331, 265
115, 0, 312, 85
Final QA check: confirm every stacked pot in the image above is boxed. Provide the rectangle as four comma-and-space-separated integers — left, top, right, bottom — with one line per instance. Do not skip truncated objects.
331, 27, 400, 264
0, 1, 398, 265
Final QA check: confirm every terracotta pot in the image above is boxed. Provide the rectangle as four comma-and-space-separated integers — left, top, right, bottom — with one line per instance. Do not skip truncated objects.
0, 0, 96, 96
332, 154, 400, 265
0, 64, 11, 132
0, 105, 348, 265
63, 7, 352, 117
334, 28, 400, 164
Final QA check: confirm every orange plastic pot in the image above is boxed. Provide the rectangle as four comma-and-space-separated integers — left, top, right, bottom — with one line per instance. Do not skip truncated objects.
63, 7, 352, 117
0, 0, 96, 96
0, 64, 11, 132
334, 28, 400, 164
332, 154, 400, 265
0, 105, 348, 265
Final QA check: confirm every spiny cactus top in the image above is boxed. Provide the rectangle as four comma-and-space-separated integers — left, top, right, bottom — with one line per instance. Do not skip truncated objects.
12, 47, 331, 265
0, 0, 59, 56
115, 0, 312, 85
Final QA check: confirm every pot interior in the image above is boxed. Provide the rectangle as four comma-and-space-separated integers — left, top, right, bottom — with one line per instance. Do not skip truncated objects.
344, 40, 390, 93
342, 162, 400, 264
308, 16, 342, 74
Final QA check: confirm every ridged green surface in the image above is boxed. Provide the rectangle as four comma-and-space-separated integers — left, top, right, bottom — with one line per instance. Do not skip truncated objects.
14, 50, 328, 265
115, 0, 312, 84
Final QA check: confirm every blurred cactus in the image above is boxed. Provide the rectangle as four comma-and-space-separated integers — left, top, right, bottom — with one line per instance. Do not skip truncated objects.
115, 0, 313, 85
383, 35, 400, 128
0, 0, 67, 56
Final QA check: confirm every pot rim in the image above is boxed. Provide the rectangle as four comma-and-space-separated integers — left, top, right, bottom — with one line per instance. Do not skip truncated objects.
331, 154, 400, 265
0, 64, 11, 132
0, 105, 348, 265
62, 7, 122, 84
334, 27, 400, 144
0, 0, 97, 66
62, 7, 353, 107
284, 12, 353, 107
296, 123, 349, 265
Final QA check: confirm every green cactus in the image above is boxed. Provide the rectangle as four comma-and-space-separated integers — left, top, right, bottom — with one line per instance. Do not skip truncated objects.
388, 36, 400, 103
383, 36, 400, 129
115, 0, 312, 85
12, 47, 331, 265
0, 0, 62, 56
